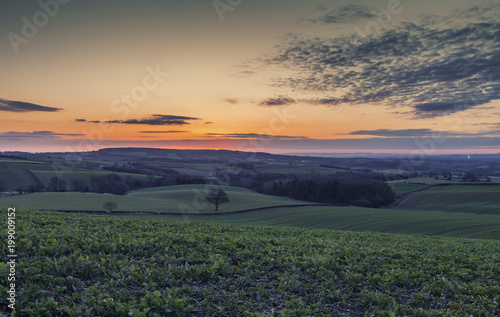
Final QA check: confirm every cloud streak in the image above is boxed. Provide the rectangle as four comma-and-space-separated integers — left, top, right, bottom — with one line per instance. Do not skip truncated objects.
138, 130, 186, 134
0, 98, 63, 112
347, 128, 500, 138
259, 96, 296, 107
103, 114, 201, 126
205, 133, 309, 140
0, 131, 83, 139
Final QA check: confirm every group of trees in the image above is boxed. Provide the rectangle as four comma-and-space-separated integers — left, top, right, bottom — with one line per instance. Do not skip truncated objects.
20, 173, 208, 195
223, 171, 395, 208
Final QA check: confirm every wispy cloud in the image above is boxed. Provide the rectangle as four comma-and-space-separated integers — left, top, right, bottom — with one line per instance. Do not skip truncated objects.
104, 114, 200, 126
75, 119, 86, 122
307, 4, 377, 24
224, 98, 239, 104
0, 131, 83, 139
0, 98, 63, 112
138, 130, 186, 134
346, 128, 500, 138
259, 96, 296, 107
205, 133, 309, 140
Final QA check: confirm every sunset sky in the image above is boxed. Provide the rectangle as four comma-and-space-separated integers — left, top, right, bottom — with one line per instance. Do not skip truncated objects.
1, 0, 500, 154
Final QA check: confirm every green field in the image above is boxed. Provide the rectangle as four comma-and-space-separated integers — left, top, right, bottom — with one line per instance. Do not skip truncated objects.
402, 177, 484, 184
0, 158, 151, 191
173, 206, 500, 240
0, 185, 309, 213
387, 181, 429, 197
1, 210, 499, 316
396, 185, 500, 214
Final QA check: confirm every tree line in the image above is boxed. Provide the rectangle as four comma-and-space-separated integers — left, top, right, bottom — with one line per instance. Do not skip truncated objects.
24, 173, 206, 195
220, 171, 395, 208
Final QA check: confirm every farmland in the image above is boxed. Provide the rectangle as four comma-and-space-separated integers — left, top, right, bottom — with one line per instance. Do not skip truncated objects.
0, 158, 149, 191
2, 150, 500, 315
184, 206, 500, 240
1, 210, 500, 316
395, 185, 500, 214
0, 185, 308, 213
387, 181, 429, 197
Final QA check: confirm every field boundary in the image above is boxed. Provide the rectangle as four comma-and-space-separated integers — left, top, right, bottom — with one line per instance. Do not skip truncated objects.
35, 203, 347, 216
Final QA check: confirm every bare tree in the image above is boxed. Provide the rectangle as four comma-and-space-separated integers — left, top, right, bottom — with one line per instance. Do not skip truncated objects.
103, 201, 118, 213
205, 187, 229, 211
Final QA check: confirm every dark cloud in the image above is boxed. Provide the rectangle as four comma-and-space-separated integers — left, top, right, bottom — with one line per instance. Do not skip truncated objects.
204, 122, 213, 125
0, 98, 63, 112
308, 4, 377, 24
75, 119, 86, 122
414, 103, 459, 118
138, 130, 186, 133
248, 4, 500, 118
348, 129, 435, 137
105, 115, 200, 126
347, 128, 500, 138
259, 96, 296, 107
224, 98, 239, 104
205, 133, 309, 140
0, 131, 83, 139
89, 120, 101, 123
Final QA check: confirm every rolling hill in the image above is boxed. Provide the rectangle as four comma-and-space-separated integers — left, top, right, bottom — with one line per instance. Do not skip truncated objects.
0, 185, 310, 213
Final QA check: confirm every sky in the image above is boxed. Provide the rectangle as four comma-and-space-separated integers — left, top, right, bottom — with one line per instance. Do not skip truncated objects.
1, 0, 500, 154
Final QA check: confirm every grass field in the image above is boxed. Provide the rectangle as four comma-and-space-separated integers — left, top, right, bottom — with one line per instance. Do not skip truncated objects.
395, 185, 500, 214
0, 185, 309, 213
1, 210, 499, 316
387, 181, 429, 197
401, 177, 500, 184
151, 205, 500, 240
0, 158, 151, 190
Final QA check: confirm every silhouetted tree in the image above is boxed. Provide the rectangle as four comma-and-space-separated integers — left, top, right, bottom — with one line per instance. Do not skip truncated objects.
205, 187, 229, 211
70, 180, 89, 192
462, 172, 479, 182
48, 177, 66, 192
103, 201, 118, 213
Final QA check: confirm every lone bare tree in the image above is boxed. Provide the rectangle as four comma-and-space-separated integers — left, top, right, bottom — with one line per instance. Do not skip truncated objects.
103, 201, 118, 213
205, 187, 229, 211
